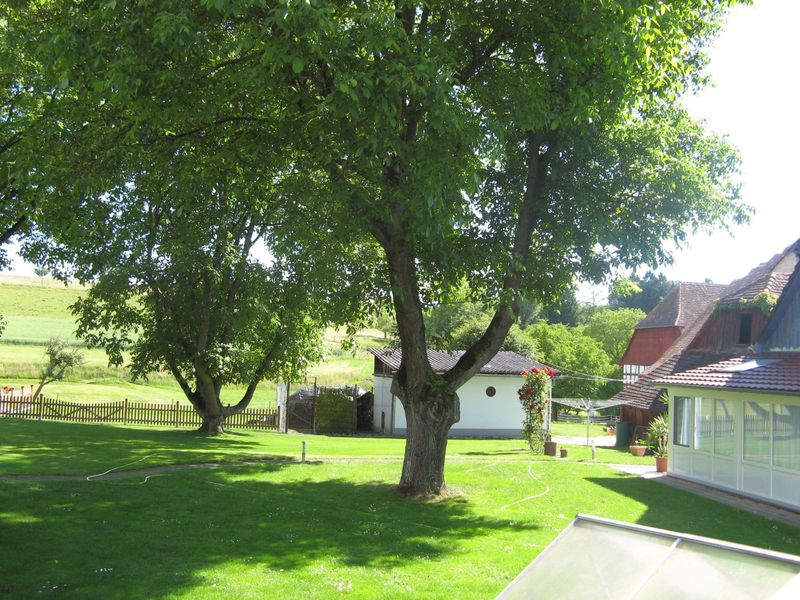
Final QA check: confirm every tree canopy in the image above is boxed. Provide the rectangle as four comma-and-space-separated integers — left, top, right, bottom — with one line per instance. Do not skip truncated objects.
583, 307, 646, 364
526, 321, 616, 400
13, 0, 749, 492
609, 272, 675, 313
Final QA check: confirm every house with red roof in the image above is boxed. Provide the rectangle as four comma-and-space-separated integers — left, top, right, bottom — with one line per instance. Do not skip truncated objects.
654, 239, 800, 510
613, 239, 799, 432
619, 282, 728, 386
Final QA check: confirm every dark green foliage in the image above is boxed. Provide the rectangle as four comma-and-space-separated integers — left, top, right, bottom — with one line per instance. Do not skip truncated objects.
424, 289, 536, 355
539, 286, 580, 326
610, 272, 675, 313
315, 388, 357, 434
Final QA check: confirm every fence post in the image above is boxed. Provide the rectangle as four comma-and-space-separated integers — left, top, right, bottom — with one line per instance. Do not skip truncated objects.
352, 388, 357, 434
312, 378, 318, 434
123, 398, 129, 424
38, 395, 44, 420
175, 401, 180, 428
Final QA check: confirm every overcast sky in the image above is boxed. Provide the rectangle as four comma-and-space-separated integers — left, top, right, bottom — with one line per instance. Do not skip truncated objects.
8, 1, 799, 300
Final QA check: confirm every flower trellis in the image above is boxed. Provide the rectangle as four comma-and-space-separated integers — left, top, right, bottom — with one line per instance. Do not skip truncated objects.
518, 367, 554, 453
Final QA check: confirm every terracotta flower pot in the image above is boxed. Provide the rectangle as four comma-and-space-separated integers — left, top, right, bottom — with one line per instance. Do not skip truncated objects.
629, 445, 647, 457
655, 456, 668, 473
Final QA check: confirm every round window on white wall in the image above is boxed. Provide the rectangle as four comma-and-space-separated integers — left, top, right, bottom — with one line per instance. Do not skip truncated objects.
486, 386, 496, 397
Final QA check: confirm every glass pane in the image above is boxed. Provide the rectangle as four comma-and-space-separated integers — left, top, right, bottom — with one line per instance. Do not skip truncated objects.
714, 399, 736, 457
674, 397, 691, 446
695, 397, 714, 453
498, 520, 673, 599
744, 402, 771, 464
638, 541, 800, 600
774, 404, 800, 471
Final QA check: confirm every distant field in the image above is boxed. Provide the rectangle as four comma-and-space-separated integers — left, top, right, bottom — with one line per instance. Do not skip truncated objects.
0, 278, 85, 317
0, 277, 381, 405
3, 378, 278, 408
0, 277, 84, 344
2, 315, 80, 344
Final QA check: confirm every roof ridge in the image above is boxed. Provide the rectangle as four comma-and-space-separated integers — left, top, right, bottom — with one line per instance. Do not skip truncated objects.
674, 282, 684, 326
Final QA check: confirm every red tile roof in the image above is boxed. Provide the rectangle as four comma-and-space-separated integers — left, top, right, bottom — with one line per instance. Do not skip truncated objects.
718, 238, 799, 306
367, 348, 543, 376
612, 237, 800, 411
655, 353, 800, 395
635, 282, 727, 330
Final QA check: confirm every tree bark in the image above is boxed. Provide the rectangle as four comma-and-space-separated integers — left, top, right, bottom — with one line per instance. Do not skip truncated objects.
198, 411, 225, 434
394, 378, 460, 495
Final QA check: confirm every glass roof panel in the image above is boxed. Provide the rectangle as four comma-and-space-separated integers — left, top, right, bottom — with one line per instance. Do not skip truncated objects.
498, 519, 674, 599
637, 541, 799, 600
497, 515, 800, 599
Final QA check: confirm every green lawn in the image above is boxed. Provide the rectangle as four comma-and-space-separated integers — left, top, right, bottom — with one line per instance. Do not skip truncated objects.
0, 421, 797, 598
0, 420, 650, 477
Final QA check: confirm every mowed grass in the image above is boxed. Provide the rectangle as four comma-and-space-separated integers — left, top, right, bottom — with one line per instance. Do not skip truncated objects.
0, 421, 798, 598
550, 421, 612, 437
0, 420, 653, 477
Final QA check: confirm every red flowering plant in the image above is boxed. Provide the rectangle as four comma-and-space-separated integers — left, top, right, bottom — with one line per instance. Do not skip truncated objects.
518, 366, 555, 453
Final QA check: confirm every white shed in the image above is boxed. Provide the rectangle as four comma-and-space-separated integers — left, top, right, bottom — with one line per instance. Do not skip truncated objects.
367, 348, 548, 438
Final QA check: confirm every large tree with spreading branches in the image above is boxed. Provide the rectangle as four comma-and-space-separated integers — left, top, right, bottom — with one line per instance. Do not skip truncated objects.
16, 0, 748, 492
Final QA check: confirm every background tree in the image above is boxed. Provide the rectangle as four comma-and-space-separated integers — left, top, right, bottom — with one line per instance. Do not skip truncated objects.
33, 264, 48, 285
609, 272, 675, 313
32, 338, 83, 400
525, 322, 615, 400
372, 310, 397, 340
582, 308, 646, 364
22, 0, 748, 494
538, 286, 580, 326
29, 147, 380, 432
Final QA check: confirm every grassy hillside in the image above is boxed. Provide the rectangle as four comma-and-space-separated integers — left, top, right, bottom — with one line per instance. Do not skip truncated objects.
0, 276, 84, 344
0, 276, 382, 405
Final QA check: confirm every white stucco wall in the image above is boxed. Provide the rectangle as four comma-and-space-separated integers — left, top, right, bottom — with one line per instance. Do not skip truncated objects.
372, 374, 394, 433
372, 373, 530, 438
666, 386, 800, 511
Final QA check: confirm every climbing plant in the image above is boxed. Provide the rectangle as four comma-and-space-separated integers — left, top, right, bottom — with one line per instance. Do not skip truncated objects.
518, 367, 555, 453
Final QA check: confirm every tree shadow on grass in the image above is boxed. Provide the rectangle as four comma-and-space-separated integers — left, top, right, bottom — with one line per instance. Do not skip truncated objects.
585, 473, 800, 553
459, 449, 531, 456
0, 462, 537, 598
0, 419, 271, 476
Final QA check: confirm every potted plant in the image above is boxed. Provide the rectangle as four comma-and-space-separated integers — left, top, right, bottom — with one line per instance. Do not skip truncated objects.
647, 415, 669, 472
628, 438, 648, 457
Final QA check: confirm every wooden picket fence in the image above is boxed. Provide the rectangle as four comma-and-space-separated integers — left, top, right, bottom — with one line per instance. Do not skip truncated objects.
0, 393, 278, 431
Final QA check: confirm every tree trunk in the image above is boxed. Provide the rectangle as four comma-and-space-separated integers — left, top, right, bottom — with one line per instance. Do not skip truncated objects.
195, 383, 225, 434
199, 412, 225, 434
395, 381, 460, 495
